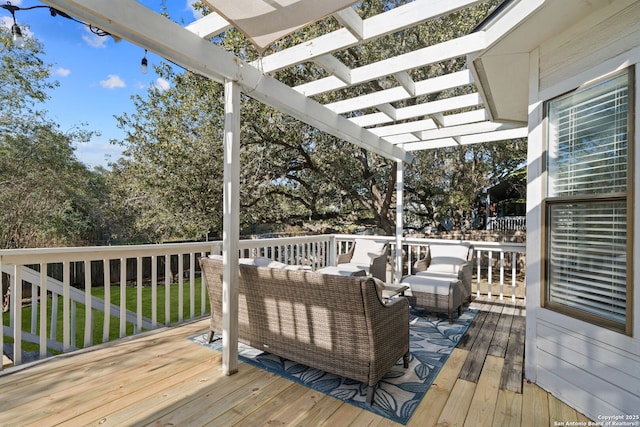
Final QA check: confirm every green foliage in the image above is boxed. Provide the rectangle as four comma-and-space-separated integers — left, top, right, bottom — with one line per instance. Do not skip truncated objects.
0, 28, 106, 248
105, 0, 524, 240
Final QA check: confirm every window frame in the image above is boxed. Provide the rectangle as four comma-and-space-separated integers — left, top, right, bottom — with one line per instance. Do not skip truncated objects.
542, 67, 635, 335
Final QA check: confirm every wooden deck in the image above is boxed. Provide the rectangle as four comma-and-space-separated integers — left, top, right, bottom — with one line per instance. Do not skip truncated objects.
0, 296, 592, 426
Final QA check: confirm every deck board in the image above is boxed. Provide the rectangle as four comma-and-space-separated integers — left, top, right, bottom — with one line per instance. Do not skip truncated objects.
500, 314, 526, 393
464, 355, 504, 427
0, 296, 593, 426
458, 302, 501, 382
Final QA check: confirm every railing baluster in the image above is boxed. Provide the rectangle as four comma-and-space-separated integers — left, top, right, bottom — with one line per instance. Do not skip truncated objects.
39, 263, 47, 359
136, 256, 143, 333
151, 255, 157, 327
499, 251, 505, 301
165, 255, 171, 326
487, 250, 493, 299
84, 259, 92, 347
119, 257, 126, 338
63, 261, 71, 352
178, 253, 184, 322
512, 251, 517, 303
476, 249, 482, 298
103, 258, 110, 342
12, 265, 22, 365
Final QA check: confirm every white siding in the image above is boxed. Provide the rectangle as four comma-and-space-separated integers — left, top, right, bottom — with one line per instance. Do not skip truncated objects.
539, 0, 640, 93
527, 0, 640, 421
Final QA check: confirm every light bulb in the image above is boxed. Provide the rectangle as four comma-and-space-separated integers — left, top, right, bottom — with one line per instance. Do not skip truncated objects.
140, 52, 148, 74
11, 23, 25, 48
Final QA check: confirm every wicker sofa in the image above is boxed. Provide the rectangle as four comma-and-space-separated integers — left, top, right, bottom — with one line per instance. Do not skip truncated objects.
199, 256, 410, 405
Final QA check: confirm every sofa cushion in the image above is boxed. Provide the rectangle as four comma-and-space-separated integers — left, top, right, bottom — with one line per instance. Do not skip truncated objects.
253, 256, 287, 268
253, 256, 312, 270
350, 239, 386, 265
401, 275, 459, 296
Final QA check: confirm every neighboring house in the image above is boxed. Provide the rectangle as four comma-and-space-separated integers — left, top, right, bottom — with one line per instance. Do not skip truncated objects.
477, 168, 526, 231
471, 0, 639, 419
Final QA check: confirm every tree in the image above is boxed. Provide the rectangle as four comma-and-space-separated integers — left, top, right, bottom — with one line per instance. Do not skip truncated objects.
0, 26, 104, 248
108, 65, 226, 242
109, 0, 523, 239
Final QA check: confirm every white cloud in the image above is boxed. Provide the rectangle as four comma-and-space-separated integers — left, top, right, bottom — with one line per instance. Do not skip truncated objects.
82, 27, 108, 48
54, 67, 71, 77
154, 77, 171, 91
100, 74, 126, 89
186, 0, 203, 19
1, 16, 12, 30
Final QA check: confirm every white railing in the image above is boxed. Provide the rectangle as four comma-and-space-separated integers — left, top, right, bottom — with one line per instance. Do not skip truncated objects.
0, 234, 524, 368
486, 216, 526, 231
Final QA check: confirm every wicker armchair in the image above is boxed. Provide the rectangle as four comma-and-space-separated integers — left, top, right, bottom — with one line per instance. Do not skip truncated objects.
412, 243, 474, 302
337, 238, 388, 281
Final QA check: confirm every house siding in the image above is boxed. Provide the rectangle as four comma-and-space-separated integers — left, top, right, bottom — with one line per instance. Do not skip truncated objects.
527, 0, 640, 421
539, 0, 640, 94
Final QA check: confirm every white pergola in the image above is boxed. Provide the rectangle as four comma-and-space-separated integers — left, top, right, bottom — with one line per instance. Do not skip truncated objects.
41, 0, 536, 374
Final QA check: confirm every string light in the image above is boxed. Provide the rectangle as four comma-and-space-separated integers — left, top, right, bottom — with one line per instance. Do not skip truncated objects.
140, 49, 148, 74
0, 1, 112, 48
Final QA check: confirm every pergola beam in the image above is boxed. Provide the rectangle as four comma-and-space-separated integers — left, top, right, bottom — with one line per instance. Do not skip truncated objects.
350, 93, 483, 127
295, 32, 485, 96
402, 127, 529, 151
255, 0, 485, 73
325, 70, 472, 114
184, 12, 231, 38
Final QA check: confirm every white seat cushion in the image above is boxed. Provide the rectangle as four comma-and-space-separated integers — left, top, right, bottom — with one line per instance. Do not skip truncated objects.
350, 239, 386, 264
401, 275, 459, 296
427, 244, 470, 273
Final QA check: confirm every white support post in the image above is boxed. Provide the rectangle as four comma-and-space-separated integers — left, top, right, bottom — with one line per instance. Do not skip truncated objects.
395, 161, 404, 283
222, 79, 240, 376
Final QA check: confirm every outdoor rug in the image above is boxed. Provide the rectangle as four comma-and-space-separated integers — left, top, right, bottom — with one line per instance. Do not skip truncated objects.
188, 307, 477, 425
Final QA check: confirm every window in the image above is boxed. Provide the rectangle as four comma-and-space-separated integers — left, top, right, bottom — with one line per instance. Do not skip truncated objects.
544, 68, 634, 334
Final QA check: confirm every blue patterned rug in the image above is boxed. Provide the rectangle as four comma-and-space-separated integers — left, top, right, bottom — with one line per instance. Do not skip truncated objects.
188, 307, 477, 425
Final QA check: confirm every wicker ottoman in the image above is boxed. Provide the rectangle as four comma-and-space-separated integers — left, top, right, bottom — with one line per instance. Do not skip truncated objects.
400, 274, 463, 323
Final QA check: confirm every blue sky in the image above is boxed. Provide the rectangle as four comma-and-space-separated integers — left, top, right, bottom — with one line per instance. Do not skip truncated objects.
1, 1, 201, 169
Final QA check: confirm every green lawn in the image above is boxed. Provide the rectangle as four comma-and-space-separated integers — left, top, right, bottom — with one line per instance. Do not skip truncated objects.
3, 278, 209, 354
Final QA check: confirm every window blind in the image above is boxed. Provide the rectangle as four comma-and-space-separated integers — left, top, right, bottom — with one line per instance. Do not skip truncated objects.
548, 202, 627, 323
545, 69, 630, 327
547, 72, 628, 197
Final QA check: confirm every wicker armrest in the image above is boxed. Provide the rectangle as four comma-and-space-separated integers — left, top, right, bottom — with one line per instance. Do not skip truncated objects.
368, 246, 388, 281
413, 257, 429, 273
337, 251, 353, 264
367, 294, 409, 384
